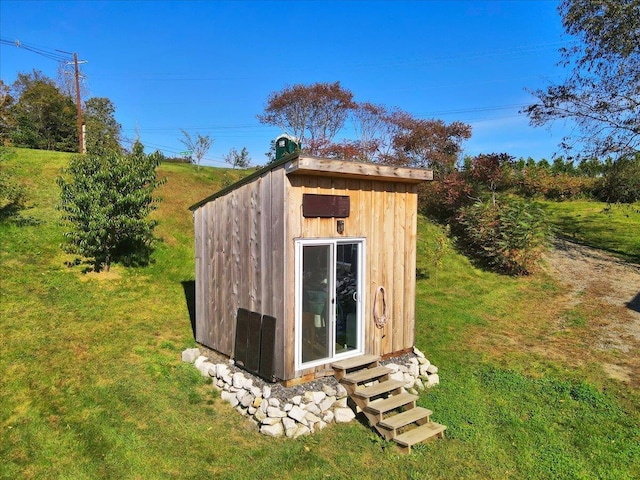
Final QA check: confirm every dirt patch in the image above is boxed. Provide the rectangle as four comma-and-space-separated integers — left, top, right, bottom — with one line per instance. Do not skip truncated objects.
544, 238, 640, 384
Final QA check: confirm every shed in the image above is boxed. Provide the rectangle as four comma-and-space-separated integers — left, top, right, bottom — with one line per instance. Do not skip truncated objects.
189, 152, 433, 384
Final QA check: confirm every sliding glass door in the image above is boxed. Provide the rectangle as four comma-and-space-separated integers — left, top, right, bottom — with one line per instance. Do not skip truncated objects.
296, 239, 364, 369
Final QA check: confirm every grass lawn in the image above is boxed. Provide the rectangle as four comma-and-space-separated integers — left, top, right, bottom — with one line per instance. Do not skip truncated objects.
1, 148, 639, 479
541, 200, 640, 263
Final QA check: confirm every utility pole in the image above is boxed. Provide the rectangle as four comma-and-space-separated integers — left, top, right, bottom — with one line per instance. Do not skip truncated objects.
73, 52, 84, 154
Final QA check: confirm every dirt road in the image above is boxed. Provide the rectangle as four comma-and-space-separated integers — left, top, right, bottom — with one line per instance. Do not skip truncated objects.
544, 238, 640, 384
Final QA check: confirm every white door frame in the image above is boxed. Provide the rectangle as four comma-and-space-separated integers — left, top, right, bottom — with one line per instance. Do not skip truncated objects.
294, 238, 366, 371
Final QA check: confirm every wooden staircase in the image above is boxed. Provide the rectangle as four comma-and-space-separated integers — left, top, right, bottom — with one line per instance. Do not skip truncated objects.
332, 354, 446, 454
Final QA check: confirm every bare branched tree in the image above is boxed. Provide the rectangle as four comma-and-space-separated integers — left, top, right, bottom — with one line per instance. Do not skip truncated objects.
525, 0, 640, 160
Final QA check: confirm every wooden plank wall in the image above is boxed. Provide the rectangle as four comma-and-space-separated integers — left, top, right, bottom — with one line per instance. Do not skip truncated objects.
285, 174, 419, 379
194, 167, 419, 382
193, 167, 287, 379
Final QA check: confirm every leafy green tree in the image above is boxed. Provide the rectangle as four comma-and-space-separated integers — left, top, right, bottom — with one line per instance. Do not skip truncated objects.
57, 141, 166, 272
594, 153, 640, 203
0, 147, 26, 220
84, 97, 122, 156
0, 80, 15, 146
526, 0, 640, 160
10, 71, 77, 151
223, 146, 251, 169
457, 197, 549, 275
179, 130, 213, 169
428, 224, 451, 287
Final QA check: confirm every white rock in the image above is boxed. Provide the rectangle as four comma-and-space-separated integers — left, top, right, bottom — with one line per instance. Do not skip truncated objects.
282, 417, 297, 438
267, 406, 287, 418
335, 384, 348, 398
304, 391, 326, 404
239, 393, 254, 408
181, 348, 201, 363
197, 361, 214, 377
250, 386, 262, 398
408, 388, 418, 395
222, 374, 232, 386
228, 359, 235, 365
334, 407, 356, 423
216, 379, 225, 389
316, 420, 328, 431
413, 347, 425, 358
334, 397, 348, 408
415, 378, 425, 390
322, 385, 337, 397
409, 357, 419, 365
293, 425, 311, 438
255, 409, 267, 422
216, 364, 230, 378
408, 364, 419, 377
235, 389, 247, 401
403, 374, 415, 389
319, 396, 336, 413
288, 405, 307, 423
305, 412, 322, 424
419, 364, 430, 376
262, 385, 271, 399
261, 416, 281, 425
291, 395, 302, 405
323, 411, 334, 423
306, 404, 321, 415
243, 379, 254, 390
232, 372, 246, 389
385, 363, 401, 373
268, 398, 280, 407
417, 357, 429, 366
427, 364, 439, 374
221, 390, 239, 407
261, 422, 284, 437
236, 406, 247, 416
284, 403, 293, 412
260, 399, 269, 413
194, 355, 208, 368
248, 406, 257, 415
427, 373, 440, 387
390, 371, 404, 382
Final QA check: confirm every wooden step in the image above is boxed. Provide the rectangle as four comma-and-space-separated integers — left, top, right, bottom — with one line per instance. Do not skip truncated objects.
378, 406, 433, 431
364, 392, 417, 416
352, 379, 405, 401
331, 355, 380, 380
393, 422, 447, 454
341, 365, 391, 386
331, 354, 380, 372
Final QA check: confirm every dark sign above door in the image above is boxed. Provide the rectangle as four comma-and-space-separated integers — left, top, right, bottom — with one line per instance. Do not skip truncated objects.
302, 194, 350, 218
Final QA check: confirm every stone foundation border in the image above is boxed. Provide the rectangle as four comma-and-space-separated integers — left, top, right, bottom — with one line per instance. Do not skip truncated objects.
181, 347, 440, 438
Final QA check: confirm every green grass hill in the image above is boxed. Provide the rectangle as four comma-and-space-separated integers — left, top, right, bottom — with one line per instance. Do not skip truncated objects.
1, 148, 638, 479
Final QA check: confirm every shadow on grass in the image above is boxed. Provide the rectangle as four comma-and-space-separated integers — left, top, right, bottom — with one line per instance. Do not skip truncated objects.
181, 280, 196, 338
628, 292, 640, 314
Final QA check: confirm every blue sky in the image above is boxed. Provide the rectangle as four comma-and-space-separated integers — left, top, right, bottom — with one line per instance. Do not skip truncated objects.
0, 0, 572, 167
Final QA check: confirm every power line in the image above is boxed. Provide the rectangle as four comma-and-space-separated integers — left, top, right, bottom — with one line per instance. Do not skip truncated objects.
0, 37, 74, 63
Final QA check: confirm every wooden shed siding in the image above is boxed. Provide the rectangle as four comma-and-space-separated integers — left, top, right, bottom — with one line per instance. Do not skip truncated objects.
194, 158, 423, 382
194, 168, 288, 379
286, 174, 418, 379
